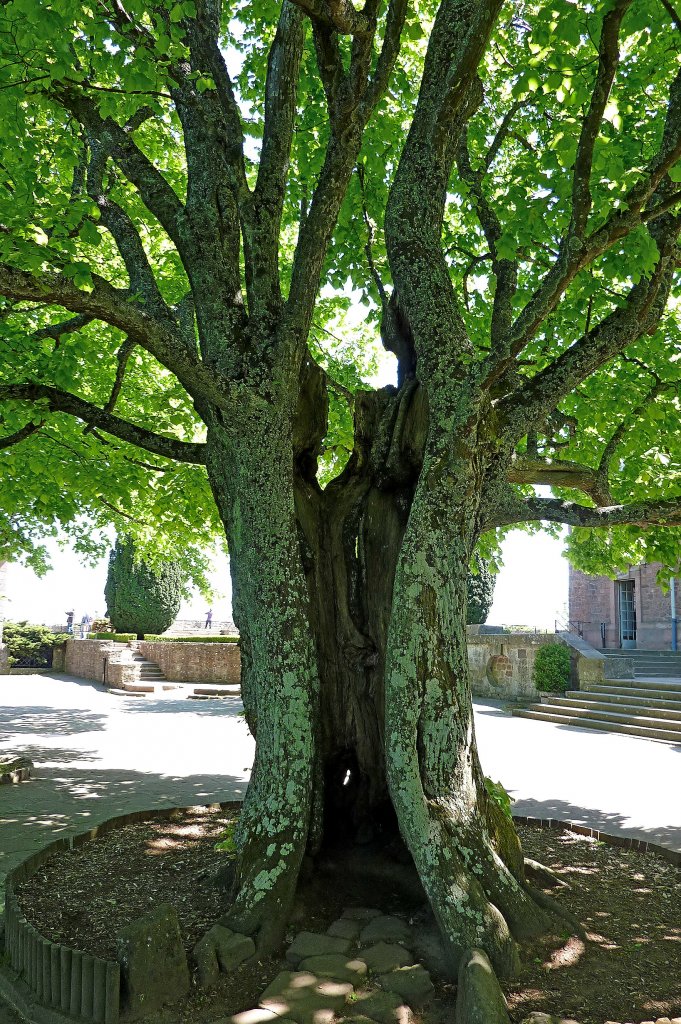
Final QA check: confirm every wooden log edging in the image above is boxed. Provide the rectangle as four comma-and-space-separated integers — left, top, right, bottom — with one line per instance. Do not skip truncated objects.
2, 801, 240, 1024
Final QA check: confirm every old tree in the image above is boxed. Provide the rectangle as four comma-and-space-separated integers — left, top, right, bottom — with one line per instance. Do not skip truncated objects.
1, 0, 680, 976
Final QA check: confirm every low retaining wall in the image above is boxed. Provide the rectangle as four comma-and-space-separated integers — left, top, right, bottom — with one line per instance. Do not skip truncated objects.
61, 641, 138, 688
467, 633, 564, 700
137, 641, 241, 685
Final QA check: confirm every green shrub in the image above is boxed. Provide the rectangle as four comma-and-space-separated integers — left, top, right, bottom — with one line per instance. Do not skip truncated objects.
533, 643, 571, 693
90, 632, 136, 642
2, 622, 69, 668
144, 634, 239, 644
104, 536, 182, 639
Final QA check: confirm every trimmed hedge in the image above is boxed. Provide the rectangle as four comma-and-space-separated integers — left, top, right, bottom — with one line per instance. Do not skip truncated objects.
2, 622, 69, 668
90, 632, 136, 642
533, 643, 571, 693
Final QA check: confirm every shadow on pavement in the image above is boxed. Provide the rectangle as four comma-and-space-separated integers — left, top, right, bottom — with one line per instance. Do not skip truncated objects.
511, 795, 681, 852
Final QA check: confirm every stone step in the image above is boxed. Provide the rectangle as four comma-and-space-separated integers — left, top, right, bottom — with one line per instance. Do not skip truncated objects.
106, 687, 148, 698
603, 649, 681, 658
547, 694, 681, 723
597, 681, 681, 699
513, 707, 681, 743
192, 685, 241, 697
567, 688, 681, 711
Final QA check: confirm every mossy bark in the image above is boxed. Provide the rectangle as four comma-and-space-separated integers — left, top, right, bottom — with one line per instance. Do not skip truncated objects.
205, 373, 553, 972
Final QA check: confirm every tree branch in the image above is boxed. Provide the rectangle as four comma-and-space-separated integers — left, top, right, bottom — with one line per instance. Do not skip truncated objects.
0, 420, 43, 450
507, 456, 610, 504
456, 127, 517, 345
0, 383, 206, 464
491, 492, 681, 530
0, 264, 228, 408
56, 88, 186, 252
290, 0, 374, 35
569, 0, 631, 239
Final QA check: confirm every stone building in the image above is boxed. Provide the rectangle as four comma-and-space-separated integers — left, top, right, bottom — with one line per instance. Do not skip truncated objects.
569, 563, 678, 651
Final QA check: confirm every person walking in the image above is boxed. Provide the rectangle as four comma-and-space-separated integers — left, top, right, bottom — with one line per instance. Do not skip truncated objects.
205, 609, 213, 630
65, 611, 74, 634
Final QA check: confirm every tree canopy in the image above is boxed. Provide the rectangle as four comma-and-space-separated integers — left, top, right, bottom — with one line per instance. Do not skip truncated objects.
0, 0, 679, 576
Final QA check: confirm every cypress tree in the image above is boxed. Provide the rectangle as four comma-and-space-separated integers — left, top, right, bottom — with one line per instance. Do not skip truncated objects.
466, 554, 496, 626
104, 537, 182, 639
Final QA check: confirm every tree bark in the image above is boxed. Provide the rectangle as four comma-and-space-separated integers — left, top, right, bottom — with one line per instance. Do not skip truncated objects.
204, 397, 319, 952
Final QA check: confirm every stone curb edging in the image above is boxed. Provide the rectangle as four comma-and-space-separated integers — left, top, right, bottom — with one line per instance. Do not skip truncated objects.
2, 800, 241, 1024
512, 813, 681, 867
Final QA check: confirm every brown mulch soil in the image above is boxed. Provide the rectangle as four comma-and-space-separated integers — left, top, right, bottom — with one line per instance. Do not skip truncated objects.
14, 811, 681, 1024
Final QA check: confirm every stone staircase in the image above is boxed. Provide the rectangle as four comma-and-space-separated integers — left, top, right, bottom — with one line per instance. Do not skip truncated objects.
512, 649, 681, 743
106, 642, 241, 700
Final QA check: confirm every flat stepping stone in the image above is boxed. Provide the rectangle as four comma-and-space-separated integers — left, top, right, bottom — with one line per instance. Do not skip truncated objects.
229, 1011, 296, 1024
298, 954, 367, 983
327, 918, 363, 941
378, 965, 434, 1008
360, 943, 412, 974
286, 931, 351, 966
351, 989, 407, 1024
341, 907, 382, 922
260, 971, 353, 1024
359, 915, 411, 947
193, 925, 254, 988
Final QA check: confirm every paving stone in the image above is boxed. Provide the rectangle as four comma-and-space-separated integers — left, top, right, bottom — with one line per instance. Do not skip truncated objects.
351, 988, 407, 1024
193, 925, 255, 989
327, 918, 363, 941
298, 954, 367, 984
359, 916, 411, 947
520, 1016, 580, 1024
377, 965, 434, 1008
116, 903, 190, 1019
340, 908, 383, 922
259, 970, 353, 1024
228, 1011, 295, 1024
360, 943, 412, 974
286, 932, 351, 966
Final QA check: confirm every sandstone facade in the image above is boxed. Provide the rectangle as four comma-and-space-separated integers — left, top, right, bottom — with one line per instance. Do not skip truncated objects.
569, 563, 678, 650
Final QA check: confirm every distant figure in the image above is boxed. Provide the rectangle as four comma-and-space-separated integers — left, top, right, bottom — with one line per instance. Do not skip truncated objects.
80, 613, 92, 639
205, 609, 213, 630
66, 611, 74, 634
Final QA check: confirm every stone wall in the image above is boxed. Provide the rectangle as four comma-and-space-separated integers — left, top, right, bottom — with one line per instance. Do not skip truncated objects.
569, 562, 676, 650
62, 639, 138, 687
138, 641, 241, 685
467, 632, 568, 699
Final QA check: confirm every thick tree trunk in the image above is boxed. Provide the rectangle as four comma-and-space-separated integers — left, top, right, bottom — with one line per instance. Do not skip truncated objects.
205, 399, 319, 952
204, 372, 556, 974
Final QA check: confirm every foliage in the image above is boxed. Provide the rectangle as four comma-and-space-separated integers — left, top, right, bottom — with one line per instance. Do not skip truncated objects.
104, 537, 182, 638
533, 644, 571, 694
90, 632, 136, 642
484, 777, 513, 821
2, 621, 68, 668
466, 555, 496, 625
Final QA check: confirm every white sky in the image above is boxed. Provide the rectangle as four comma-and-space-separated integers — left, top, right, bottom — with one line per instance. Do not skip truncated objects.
2, 528, 567, 631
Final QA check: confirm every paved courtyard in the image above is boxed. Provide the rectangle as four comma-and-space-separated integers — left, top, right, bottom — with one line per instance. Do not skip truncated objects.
1, 675, 680, 909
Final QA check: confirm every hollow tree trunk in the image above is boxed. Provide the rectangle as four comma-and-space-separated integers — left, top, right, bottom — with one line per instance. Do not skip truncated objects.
205, 398, 319, 952
204, 370, 555, 974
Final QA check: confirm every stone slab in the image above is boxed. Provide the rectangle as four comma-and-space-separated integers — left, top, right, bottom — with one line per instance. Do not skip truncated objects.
455, 948, 510, 1024
377, 965, 434, 1008
351, 988, 406, 1024
298, 954, 367, 983
286, 932, 351, 966
359, 916, 411, 947
259, 970, 353, 1024
360, 943, 412, 974
327, 918, 363, 941
116, 903, 190, 1020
